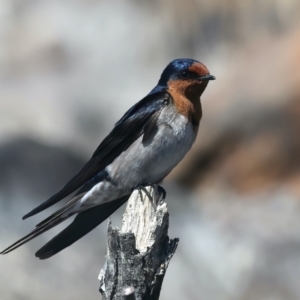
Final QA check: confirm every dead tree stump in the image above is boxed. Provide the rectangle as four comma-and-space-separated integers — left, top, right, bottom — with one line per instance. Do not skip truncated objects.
99, 186, 179, 300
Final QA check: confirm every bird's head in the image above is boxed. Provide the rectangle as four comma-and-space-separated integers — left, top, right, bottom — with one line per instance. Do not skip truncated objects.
158, 58, 215, 99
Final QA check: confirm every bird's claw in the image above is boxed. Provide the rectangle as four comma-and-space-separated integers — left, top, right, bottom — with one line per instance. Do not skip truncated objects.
136, 185, 153, 202
156, 185, 166, 200
134, 184, 166, 204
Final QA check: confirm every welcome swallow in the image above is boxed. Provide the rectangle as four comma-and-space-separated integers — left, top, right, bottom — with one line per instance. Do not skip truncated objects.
1, 58, 215, 259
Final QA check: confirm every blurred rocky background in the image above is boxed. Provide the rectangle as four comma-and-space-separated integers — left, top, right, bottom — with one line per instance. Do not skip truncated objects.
1, 0, 300, 299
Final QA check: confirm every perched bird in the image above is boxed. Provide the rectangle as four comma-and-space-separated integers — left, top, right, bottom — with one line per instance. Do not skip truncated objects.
1, 58, 215, 259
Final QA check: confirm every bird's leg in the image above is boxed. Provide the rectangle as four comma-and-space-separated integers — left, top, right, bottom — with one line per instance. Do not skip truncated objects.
153, 184, 167, 205
134, 184, 166, 204
156, 185, 166, 200
135, 185, 153, 202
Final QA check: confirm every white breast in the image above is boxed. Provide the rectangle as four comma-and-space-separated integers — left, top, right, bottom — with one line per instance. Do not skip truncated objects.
106, 104, 197, 189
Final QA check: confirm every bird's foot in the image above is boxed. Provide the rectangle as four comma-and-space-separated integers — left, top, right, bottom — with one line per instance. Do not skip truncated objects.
136, 185, 153, 201
156, 185, 166, 200
134, 184, 166, 204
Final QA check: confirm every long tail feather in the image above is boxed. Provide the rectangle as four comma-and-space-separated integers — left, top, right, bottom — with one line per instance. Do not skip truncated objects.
1, 193, 88, 255
0, 217, 67, 255
35, 193, 85, 228
1, 194, 129, 257
22, 170, 108, 220
35, 195, 129, 259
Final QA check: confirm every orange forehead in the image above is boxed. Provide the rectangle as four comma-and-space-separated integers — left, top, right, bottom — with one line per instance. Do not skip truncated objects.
188, 62, 210, 76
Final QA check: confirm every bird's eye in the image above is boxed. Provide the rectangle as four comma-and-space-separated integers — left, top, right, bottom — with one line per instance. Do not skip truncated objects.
180, 70, 189, 79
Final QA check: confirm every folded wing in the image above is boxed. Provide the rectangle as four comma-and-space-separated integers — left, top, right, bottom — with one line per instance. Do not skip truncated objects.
23, 92, 170, 219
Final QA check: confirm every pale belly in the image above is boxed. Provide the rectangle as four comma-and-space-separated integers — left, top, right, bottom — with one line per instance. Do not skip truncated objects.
77, 110, 198, 210
106, 113, 197, 189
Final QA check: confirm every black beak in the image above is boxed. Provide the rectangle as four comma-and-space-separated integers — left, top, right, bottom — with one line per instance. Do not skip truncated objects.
200, 74, 216, 81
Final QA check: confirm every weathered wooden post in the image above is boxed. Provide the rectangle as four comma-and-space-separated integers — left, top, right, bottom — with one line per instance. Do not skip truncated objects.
99, 186, 179, 300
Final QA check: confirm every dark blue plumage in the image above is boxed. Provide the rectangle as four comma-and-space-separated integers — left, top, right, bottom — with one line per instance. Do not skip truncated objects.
158, 58, 200, 86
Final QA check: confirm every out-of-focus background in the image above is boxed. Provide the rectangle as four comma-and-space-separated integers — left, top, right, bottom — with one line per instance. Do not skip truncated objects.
1, 0, 300, 299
